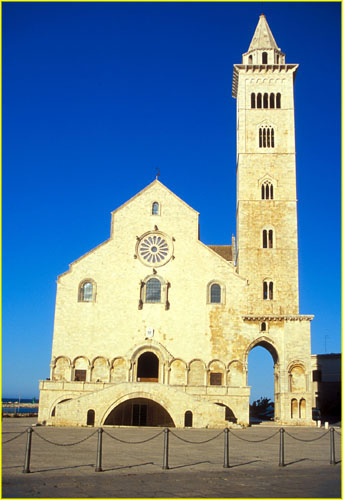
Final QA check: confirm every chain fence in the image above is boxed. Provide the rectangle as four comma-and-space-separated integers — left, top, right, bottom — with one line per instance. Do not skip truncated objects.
103, 428, 164, 444
2, 425, 340, 473
169, 429, 223, 444
284, 429, 330, 442
229, 429, 280, 442
33, 429, 98, 446
2, 429, 28, 444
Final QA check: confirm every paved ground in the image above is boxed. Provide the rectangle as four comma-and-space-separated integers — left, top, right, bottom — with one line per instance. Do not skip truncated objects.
2, 417, 341, 498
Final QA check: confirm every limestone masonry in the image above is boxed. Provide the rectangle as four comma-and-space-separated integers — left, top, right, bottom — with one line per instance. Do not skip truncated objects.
38, 15, 314, 428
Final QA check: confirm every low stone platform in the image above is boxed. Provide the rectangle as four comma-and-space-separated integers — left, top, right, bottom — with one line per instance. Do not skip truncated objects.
2, 418, 341, 498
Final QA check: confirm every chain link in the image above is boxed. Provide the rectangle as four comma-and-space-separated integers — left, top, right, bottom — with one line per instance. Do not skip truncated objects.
169, 429, 223, 444
283, 429, 330, 442
2, 429, 28, 444
334, 429, 341, 436
33, 429, 98, 446
229, 429, 280, 442
103, 428, 164, 444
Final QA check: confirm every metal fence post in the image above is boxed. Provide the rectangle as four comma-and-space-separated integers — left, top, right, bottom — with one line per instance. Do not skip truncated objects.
330, 428, 336, 465
223, 428, 230, 468
279, 428, 285, 467
162, 428, 169, 470
22, 428, 33, 473
95, 428, 103, 472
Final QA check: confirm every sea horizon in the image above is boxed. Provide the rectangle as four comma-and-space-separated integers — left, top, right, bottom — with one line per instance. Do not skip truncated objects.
2, 397, 39, 403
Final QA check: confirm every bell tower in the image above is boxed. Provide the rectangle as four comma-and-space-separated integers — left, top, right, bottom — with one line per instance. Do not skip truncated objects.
233, 14, 299, 316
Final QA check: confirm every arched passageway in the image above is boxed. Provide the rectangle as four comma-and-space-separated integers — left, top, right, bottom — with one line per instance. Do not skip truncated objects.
137, 352, 159, 382
215, 403, 237, 423
104, 398, 175, 427
248, 340, 279, 422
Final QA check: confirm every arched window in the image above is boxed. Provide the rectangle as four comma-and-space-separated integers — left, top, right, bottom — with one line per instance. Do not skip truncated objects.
248, 55, 253, 64
79, 281, 95, 302
139, 275, 169, 309
268, 229, 273, 248
263, 93, 268, 108
262, 52, 268, 64
210, 284, 221, 303
207, 281, 225, 305
270, 93, 275, 108
152, 202, 159, 215
263, 229, 273, 248
276, 54, 279, 64
276, 93, 281, 108
261, 181, 274, 200
251, 93, 256, 108
146, 278, 161, 303
257, 93, 262, 108
263, 280, 274, 300
261, 322, 267, 332
259, 126, 275, 148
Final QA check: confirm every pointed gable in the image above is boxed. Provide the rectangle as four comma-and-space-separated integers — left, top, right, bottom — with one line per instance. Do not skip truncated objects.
110, 179, 200, 243
111, 179, 199, 219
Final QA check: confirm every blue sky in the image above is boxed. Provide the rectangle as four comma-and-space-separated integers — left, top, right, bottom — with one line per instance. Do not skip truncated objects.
3, 2, 341, 400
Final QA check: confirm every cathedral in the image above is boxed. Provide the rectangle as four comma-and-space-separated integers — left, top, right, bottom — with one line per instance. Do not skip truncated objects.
38, 15, 314, 427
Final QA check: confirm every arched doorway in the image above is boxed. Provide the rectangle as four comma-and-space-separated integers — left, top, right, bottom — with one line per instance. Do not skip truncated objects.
103, 398, 175, 427
247, 339, 279, 423
137, 352, 159, 382
87, 409, 95, 426
184, 410, 193, 427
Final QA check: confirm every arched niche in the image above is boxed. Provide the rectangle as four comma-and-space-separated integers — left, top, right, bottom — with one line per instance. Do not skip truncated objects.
188, 359, 206, 386
110, 357, 128, 383
52, 356, 71, 381
169, 359, 187, 385
91, 357, 109, 382
228, 360, 244, 386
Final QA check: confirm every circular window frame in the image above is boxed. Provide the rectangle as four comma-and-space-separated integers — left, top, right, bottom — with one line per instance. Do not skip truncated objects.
136, 231, 173, 267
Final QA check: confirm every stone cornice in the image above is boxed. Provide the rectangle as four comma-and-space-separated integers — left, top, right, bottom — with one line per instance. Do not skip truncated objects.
232, 64, 298, 98
242, 315, 314, 322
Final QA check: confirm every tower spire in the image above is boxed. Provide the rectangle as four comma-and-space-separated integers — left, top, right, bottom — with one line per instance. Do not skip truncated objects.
248, 14, 279, 51
242, 14, 285, 66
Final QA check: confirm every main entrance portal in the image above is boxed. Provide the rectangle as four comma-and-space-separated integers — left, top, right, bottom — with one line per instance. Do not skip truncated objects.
104, 398, 175, 427
137, 352, 159, 382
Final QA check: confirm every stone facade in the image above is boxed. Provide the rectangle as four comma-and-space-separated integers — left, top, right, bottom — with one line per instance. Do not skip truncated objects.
38, 15, 314, 428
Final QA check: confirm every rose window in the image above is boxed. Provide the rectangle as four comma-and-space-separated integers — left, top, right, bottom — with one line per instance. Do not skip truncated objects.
137, 232, 173, 267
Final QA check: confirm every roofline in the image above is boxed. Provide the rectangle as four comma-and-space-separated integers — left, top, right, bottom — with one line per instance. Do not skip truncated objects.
57, 238, 111, 281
